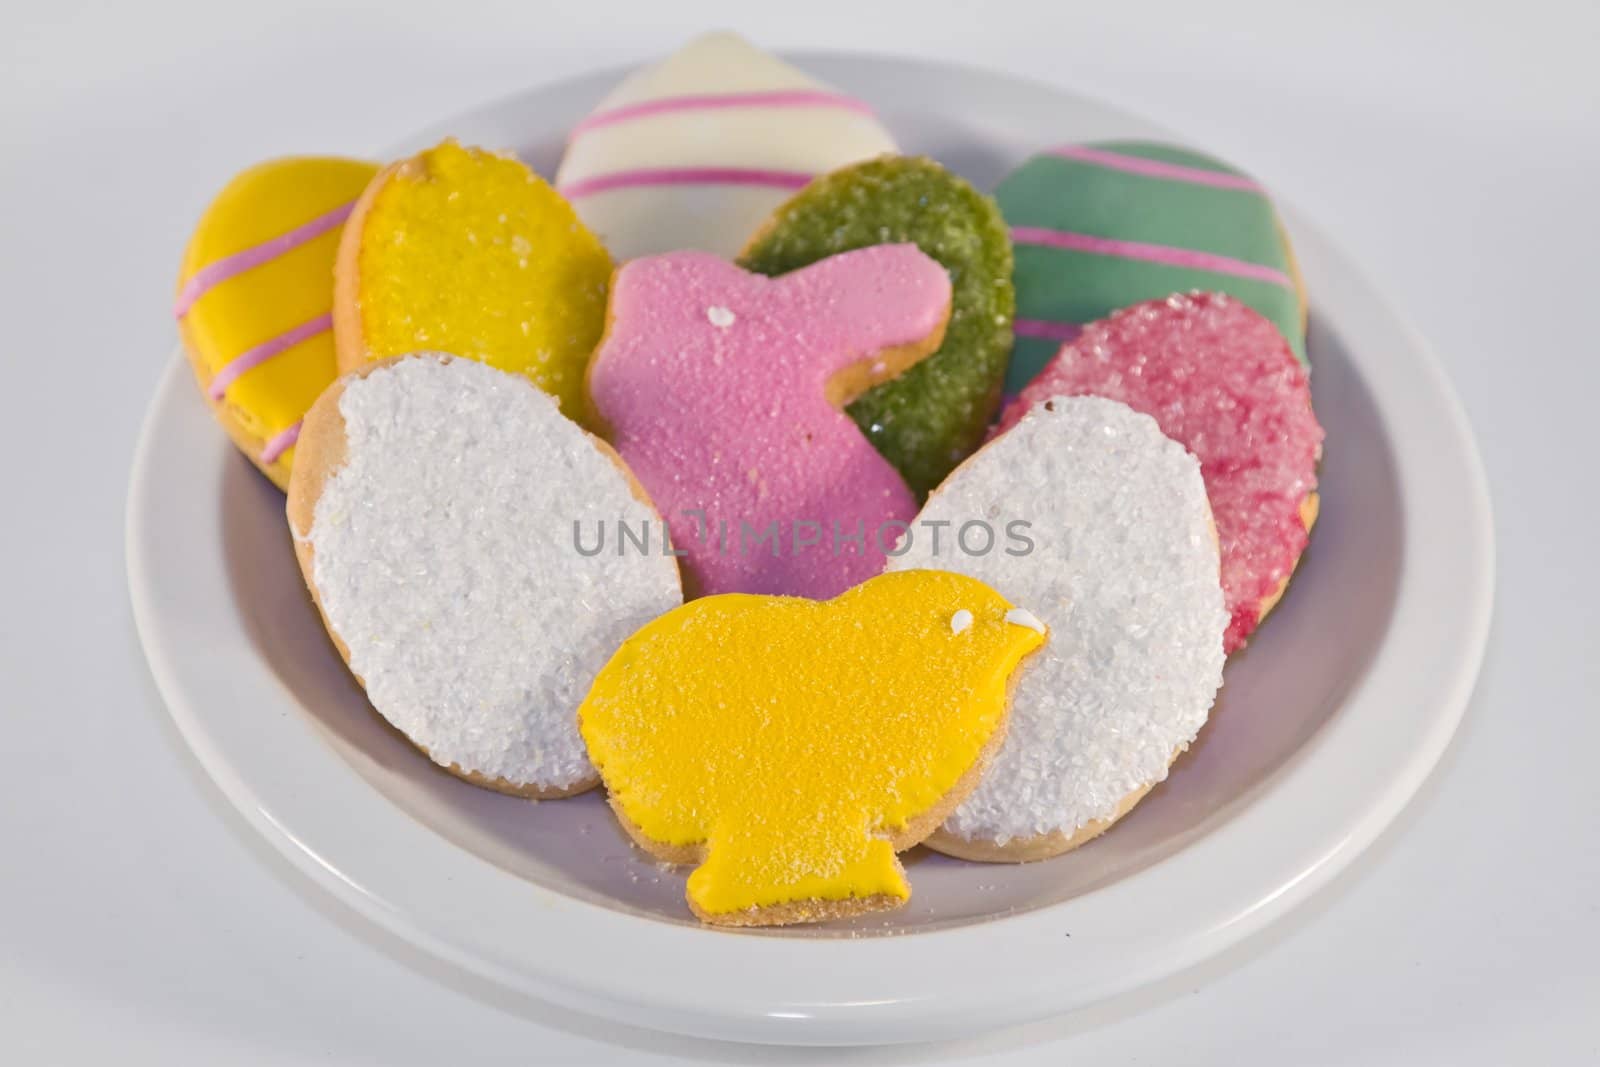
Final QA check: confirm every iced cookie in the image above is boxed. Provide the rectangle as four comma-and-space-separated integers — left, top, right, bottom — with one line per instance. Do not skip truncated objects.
334, 140, 610, 420
891, 396, 1226, 861
742, 156, 1014, 497
1005, 293, 1322, 653
287, 354, 681, 797
578, 569, 1045, 925
555, 31, 897, 259
176, 156, 379, 489
586, 245, 950, 599
998, 141, 1307, 393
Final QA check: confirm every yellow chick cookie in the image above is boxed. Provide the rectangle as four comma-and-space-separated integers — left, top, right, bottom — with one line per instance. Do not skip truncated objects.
578, 569, 1046, 927
333, 139, 611, 420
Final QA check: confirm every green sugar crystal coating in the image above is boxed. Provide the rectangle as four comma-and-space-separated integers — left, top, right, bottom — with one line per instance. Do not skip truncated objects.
740, 156, 1014, 498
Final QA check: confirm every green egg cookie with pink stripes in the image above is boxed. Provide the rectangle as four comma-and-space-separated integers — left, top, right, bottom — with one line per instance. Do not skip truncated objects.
998, 141, 1307, 394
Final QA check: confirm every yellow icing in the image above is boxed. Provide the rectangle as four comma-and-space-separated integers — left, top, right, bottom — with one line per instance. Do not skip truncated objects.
578, 570, 1045, 919
349, 140, 611, 419
179, 156, 379, 472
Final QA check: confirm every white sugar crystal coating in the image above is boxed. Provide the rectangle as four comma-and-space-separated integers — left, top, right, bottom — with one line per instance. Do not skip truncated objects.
891, 395, 1225, 843
307, 355, 682, 791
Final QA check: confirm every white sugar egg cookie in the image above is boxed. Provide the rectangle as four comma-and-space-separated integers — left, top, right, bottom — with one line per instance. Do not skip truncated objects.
287, 353, 682, 798
555, 31, 897, 259
888, 395, 1226, 860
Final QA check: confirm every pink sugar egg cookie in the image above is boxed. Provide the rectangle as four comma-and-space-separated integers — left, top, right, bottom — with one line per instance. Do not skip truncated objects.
586, 246, 952, 598
1003, 292, 1323, 652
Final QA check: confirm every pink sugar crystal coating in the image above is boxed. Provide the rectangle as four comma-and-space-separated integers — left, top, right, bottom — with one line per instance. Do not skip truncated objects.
590, 246, 952, 598
1003, 293, 1323, 651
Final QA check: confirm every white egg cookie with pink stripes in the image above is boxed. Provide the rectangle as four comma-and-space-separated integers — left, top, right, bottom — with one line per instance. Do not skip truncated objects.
176, 156, 379, 489
554, 31, 897, 259
997, 141, 1307, 395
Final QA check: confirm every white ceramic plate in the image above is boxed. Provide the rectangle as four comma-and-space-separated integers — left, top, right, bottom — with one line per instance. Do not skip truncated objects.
127, 53, 1493, 1046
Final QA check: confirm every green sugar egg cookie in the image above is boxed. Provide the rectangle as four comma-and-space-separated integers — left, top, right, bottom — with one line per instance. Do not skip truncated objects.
997, 141, 1307, 394
741, 156, 1014, 498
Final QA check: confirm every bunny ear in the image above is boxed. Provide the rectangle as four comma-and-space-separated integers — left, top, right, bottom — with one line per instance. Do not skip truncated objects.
293, 354, 682, 799
777, 244, 952, 372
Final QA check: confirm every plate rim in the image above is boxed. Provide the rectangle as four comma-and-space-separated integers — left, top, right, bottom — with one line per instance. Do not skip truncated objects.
126, 51, 1495, 1046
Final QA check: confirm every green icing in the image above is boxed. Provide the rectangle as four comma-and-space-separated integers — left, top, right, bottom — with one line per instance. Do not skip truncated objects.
1092, 140, 1244, 173
740, 156, 1014, 499
1003, 156, 1289, 268
1009, 245, 1302, 387
997, 140, 1306, 393
1009, 336, 1063, 395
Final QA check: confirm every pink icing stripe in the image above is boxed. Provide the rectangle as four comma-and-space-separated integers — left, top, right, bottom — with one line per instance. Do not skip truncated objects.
570, 90, 873, 138
206, 313, 332, 401
174, 201, 355, 317
259, 420, 302, 464
1010, 226, 1293, 289
559, 167, 814, 200
1047, 145, 1264, 192
1013, 318, 1083, 343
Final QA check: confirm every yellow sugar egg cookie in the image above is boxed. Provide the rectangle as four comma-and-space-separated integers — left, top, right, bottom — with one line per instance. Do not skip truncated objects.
577, 569, 1047, 927
176, 156, 379, 489
334, 139, 611, 419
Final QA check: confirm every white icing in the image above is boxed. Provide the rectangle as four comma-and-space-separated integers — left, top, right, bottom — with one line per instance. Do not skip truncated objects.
706, 305, 736, 328
889, 396, 1225, 844
950, 609, 974, 635
554, 32, 897, 259
1003, 607, 1046, 634
307, 355, 682, 792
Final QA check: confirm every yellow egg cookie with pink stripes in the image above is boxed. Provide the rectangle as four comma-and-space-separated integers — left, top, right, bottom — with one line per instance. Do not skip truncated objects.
176, 156, 379, 489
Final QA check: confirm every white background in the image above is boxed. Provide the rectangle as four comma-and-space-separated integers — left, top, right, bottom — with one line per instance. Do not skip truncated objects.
3, 1, 1596, 1063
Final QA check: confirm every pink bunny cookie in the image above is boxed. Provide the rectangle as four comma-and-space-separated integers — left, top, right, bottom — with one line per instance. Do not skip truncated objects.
587, 246, 951, 598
